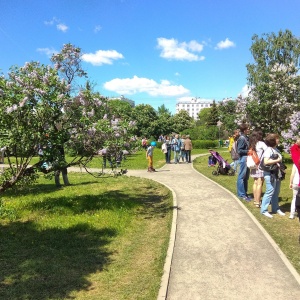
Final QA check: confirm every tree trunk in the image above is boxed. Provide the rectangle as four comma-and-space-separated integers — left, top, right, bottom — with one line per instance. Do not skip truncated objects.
54, 171, 61, 187
62, 167, 70, 186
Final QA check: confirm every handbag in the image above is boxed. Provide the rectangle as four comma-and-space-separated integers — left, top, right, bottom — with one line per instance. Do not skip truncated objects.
247, 148, 263, 169
259, 153, 279, 172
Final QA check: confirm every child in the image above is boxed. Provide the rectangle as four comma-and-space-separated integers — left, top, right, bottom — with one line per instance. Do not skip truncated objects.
146, 141, 156, 172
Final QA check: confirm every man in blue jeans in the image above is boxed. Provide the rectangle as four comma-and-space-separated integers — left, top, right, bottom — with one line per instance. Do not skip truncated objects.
236, 124, 252, 201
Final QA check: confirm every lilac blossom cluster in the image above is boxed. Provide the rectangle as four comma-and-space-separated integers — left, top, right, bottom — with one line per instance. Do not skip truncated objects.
281, 111, 300, 152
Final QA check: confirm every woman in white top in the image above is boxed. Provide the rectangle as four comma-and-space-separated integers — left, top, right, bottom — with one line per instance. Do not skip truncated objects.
260, 133, 285, 218
289, 164, 299, 219
249, 130, 268, 207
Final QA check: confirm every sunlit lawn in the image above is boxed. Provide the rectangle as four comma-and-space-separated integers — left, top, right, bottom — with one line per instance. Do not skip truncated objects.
0, 173, 173, 299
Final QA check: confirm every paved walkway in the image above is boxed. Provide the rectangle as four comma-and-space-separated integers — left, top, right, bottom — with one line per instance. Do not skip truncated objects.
124, 155, 300, 300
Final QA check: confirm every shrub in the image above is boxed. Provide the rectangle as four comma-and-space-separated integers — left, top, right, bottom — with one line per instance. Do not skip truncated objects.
192, 140, 219, 149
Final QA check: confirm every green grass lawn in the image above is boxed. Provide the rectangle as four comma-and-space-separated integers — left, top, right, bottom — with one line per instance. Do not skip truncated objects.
0, 173, 173, 299
193, 151, 300, 275
3, 148, 209, 171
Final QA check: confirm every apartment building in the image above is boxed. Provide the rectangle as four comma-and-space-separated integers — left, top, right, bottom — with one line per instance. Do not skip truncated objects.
175, 97, 213, 119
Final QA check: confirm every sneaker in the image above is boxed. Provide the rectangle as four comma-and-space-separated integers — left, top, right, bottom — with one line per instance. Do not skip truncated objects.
289, 214, 295, 219
241, 196, 252, 202
277, 209, 285, 216
262, 212, 273, 218
246, 195, 254, 200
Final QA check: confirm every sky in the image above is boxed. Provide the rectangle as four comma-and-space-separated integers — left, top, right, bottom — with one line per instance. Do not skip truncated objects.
1, 0, 300, 114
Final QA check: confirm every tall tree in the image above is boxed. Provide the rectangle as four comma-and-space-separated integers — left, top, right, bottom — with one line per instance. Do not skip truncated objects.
244, 30, 300, 134
132, 104, 159, 138
218, 99, 237, 133
197, 107, 211, 126
206, 100, 219, 126
171, 110, 194, 133
0, 50, 136, 193
107, 99, 133, 121
157, 104, 171, 116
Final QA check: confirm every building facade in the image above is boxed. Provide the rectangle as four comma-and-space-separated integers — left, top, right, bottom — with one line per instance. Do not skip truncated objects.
175, 97, 214, 120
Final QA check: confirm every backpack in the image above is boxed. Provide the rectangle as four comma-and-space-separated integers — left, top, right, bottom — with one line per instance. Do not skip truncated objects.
230, 142, 239, 160
247, 148, 260, 169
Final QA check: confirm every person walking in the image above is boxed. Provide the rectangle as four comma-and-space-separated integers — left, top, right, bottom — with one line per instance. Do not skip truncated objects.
236, 123, 251, 201
184, 135, 193, 163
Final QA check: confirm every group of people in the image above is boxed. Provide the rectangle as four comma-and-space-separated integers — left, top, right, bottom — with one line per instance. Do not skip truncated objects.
160, 134, 193, 165
229, 123, 300, 220
144, 134, 193, 173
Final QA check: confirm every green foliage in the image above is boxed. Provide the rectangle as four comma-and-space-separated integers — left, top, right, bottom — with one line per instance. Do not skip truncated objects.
245, 29, 300, 134
0, 45, 137, 193
172, 110, 195, 133
218, 100, 238, 133
157, 104, 171, 115
196, 107, 211, 125
182, 125, 219, 140
107, 99, 133, 121
206, 100, 219, 126
192, 140, 219, 149
132, 104, 159, 137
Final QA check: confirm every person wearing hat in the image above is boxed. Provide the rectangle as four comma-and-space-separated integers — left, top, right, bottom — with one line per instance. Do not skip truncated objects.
146, 141, 157, 172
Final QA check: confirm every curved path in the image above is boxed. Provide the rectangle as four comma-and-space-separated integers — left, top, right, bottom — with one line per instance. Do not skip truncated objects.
125, 155, 300, 300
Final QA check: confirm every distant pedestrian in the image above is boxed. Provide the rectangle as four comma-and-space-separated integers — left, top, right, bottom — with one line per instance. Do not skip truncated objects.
184, 135, 192, 163
180, 135, 186, 162
141, 137, 148, 150
171, 134, 181, 164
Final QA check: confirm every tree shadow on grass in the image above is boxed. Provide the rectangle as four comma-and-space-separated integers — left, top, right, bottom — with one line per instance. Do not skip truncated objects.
0, 221, 116, 299
25, 188, 172, 219
3, 181, 100, 198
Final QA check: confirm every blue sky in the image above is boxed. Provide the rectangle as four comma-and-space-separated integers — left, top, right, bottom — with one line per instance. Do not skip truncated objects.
1, 0, 300, 114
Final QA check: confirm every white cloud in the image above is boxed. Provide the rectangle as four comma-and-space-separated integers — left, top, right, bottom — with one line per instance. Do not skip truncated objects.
240, 85, 250, 97
82, 50, 124, 66
37, 47, 58, 57
57, 23, 68, 32
94, 25, 102, 33
215, 38, 235, 50
44, 17, 58, 26
44, 17, 68, 32
104, 76, 190, 96
157, 37, 205, 61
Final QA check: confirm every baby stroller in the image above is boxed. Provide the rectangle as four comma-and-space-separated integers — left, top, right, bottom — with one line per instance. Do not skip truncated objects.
208, 150, 235, 176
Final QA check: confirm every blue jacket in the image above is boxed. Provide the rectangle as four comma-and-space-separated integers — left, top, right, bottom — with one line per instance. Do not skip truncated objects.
237, 134, 249, 157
